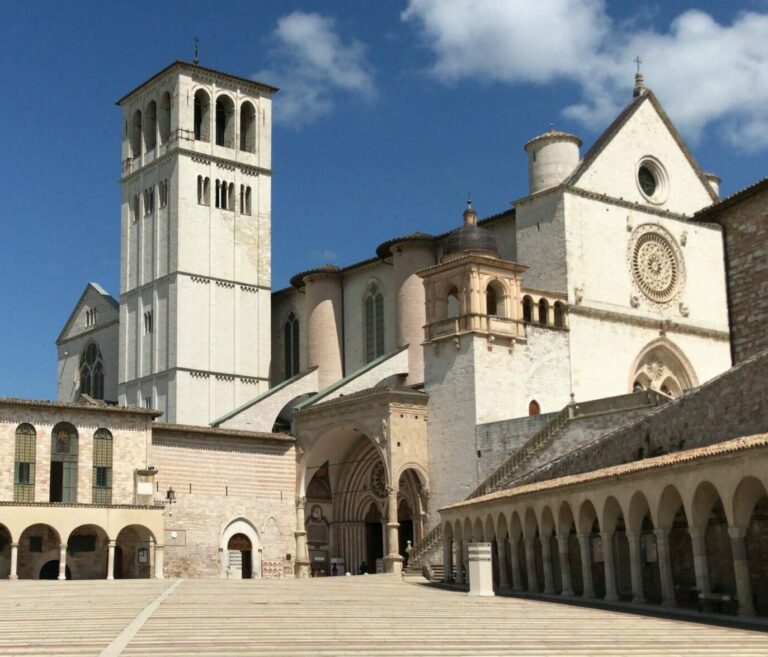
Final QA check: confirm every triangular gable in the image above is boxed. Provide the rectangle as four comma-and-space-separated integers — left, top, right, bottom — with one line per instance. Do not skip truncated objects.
566, 90, 718, 214
56, 282, 119, 345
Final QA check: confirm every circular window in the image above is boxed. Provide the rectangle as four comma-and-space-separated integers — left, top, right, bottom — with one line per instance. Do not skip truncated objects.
636, 158, 668, 204
629, 226, 684, 303
370, 462, 388, 499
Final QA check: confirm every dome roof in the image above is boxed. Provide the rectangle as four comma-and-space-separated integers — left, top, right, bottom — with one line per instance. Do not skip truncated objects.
443, 224, 498, 257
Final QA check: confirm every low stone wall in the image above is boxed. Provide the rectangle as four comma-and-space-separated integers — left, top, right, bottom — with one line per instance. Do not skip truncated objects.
476, 414, 555, 480
516, 349, 768, 487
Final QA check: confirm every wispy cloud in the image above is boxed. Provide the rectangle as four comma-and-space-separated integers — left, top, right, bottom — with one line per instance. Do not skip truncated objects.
256, 11, 375, 128
403, 0, 768, 150
311, 249, 338, 263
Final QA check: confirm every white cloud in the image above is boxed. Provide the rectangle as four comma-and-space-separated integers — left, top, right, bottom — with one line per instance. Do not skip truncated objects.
256, 12, 375, 128
311, 249, 338, 263
403, 1, 768, 150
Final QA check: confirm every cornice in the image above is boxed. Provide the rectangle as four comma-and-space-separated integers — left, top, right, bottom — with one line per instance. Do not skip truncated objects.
119, 368, 268, 387
121, 272, 270, 299
568, 304, 729, 340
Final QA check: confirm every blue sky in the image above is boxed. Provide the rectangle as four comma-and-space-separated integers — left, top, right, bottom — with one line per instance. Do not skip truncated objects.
1, 0, 767, 399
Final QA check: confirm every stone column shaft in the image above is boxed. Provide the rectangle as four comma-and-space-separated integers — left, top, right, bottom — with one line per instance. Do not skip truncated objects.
510, 541, 523, 592
654, 529, 676, 607
9, 543, 18, 580
455, 541, 464, 585
295, 497, 310, 579
107, 540, 116, 580
556, 535, 573, 596
626, 532, 645, 603
58, 544, 67, 581
601, 531, 619, 602
384, 489, 403, 574
729, 526, 755, 617
577, 534, 594, 598
154, 545, 164, 579
689, 527, 710, 597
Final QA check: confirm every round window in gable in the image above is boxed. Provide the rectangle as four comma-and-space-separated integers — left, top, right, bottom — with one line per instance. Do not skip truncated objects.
636, 158, 668, 204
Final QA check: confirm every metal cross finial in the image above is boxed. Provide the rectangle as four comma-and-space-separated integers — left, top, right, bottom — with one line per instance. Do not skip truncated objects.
634, 55, 642, 73
193, 37, 200, 65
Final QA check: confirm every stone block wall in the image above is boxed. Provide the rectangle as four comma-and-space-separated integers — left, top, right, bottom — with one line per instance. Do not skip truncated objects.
150, 427, 295, 578
515, 348, 768, 487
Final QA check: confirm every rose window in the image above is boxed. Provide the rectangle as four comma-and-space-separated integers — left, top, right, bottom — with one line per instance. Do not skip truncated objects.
630, 229, 683, 303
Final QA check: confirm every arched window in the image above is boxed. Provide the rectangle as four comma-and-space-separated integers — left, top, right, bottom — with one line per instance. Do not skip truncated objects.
92, 429, 113, 504
538, 298, 549, 325
228, 182, 235, 210
446, 285, 460, 319
215, 95, 235, 148
50, 423, 78, 503
284, 312, 300, 379
553, 301, 566, 328
14, 423, 36, 503
522, 295, 533, 323
204, 177, 210, 205
79, 342, 105, 400
143, 100, 157, 151
240, 101, 256, 152
631, 344, 695, 399
130, 109, 142, 159
365, 284, 385, 363
486, 285, 497, 316
528, 400, 541, 416
193, 89, 210, 142
159, 92, 171, 145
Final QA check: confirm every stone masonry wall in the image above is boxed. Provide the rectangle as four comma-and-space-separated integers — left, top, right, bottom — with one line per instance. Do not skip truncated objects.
719, 188, 768, 364
515, 348, 768, 487
150, 430, 295, 578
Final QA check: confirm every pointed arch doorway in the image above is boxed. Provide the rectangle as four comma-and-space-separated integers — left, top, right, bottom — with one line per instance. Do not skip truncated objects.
221, 518, 261, 579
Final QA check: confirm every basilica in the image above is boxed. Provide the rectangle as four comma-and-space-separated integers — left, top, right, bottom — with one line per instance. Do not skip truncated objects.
1, 59, 766, 617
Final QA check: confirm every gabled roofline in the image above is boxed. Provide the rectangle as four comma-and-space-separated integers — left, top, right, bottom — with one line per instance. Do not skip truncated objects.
115, 60, 278, 106
56, 282, 119, 346
565, 90, 718, 204
693, 177, 768, 222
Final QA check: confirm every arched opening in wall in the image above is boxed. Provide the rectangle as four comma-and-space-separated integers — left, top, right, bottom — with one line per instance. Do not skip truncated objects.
553, 301, 566, 328
92, 429, 113, 504
0, 524, 11, 579
227, 534, 253, 579
657, 485, 696, 607
528, 400, 540, 417
398, 499, 414, 567
50, 423, 78, 503
221, 518, 261, 579
398, 467, 426, 559
364, 502, 383, 573
240, 100, 256, 152
446, 285, 460, 319
67, 524, 109, 580
485, 281, 506, 317
215, 94, 235, 148
79, 342, 105, 400
284, 312, 300, 380
601, 496, 629, 600
364, 283, 385, 363
522, 295, 533, 323
193, 89, 210, 142
538, 298, 549, 325
443, 522, 455, 582
559, 502, 583, 596
630, 342, 697, 398
130, 109, 142, 159
159, 92, 171, 145
143, 100, 157, 151
733, 476, 768, 616
628, 491, 662, 603
115, 525, 155, 579
18, 524, 61, 580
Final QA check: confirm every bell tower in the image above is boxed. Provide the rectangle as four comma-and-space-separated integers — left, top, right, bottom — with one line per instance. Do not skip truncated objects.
116, 61, 277, 424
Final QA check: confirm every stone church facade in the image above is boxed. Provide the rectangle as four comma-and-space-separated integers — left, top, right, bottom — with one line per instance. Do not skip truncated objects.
2, 60, 764, 611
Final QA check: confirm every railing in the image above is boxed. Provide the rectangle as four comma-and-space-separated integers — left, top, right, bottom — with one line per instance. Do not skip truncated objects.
425, 313, 526, 342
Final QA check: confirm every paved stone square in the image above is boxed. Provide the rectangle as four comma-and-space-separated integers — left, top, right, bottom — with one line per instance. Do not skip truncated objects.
0, 576, 766, 656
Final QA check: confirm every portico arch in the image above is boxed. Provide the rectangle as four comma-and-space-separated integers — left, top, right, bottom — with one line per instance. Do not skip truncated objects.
629, 338, 698, 398
221, 518, 260, 579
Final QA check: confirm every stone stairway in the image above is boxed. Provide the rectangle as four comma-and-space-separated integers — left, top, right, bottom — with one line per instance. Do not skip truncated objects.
0, 577, 765, 656
409, 391, 668, 572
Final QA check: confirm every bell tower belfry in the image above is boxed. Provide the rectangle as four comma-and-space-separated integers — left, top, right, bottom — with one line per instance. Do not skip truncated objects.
419, 202, 529, 519
116, 61, 277, 424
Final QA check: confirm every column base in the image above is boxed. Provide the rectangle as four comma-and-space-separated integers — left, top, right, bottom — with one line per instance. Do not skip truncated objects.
560, 590, 574, 597
384, 554, 403, 574
8, 574, 18, 581
632, 596, 646, 604
294, 560, 311, 579
604, 594, 620, 603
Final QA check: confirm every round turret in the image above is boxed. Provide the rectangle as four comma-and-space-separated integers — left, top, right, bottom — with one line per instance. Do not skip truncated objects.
524, 130, 582, 194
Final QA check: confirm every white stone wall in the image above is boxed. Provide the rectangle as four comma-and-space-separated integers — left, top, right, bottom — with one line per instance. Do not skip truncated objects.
118, 65, 273, 425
